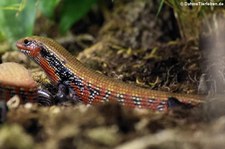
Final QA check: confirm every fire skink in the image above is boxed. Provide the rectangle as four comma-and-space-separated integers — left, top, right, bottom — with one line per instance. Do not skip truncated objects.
16, 36, 204, 111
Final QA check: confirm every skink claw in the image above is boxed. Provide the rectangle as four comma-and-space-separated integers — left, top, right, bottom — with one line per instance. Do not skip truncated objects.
37, 89, 54, 106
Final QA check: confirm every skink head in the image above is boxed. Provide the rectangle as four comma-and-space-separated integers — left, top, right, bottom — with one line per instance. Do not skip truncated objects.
16, 37, 42, 58
16, 36, 68, 62
16, 36, 70, 84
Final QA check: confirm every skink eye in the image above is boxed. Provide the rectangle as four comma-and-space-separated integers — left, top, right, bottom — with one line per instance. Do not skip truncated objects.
24, 39, 31, 45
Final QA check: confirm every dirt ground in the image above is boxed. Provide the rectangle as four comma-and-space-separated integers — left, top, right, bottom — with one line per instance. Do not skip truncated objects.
1, 1, 225, 149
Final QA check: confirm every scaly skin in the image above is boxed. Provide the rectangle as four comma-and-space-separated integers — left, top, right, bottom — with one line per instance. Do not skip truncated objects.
16, 36, 204, 111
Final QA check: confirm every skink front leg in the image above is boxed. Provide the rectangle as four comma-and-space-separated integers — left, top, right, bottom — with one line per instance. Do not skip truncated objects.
54, 84, 69, 103
36, 84, 68, 105
37, 83, 81, 105
54, 83, 81, 104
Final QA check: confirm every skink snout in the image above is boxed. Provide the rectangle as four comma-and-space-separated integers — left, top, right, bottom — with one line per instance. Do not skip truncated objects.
16, 38, 31, 49
16, 40, 24, 50
16, 37, 42, 57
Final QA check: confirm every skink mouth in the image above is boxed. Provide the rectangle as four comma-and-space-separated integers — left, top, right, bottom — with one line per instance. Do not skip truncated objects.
16, 41, 24, 49
20, 49, 30, 55
16, 42, 30, 55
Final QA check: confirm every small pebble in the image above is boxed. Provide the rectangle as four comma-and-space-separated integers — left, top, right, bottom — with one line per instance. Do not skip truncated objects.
24, 103, 33, 109
7, 95, 21, 109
